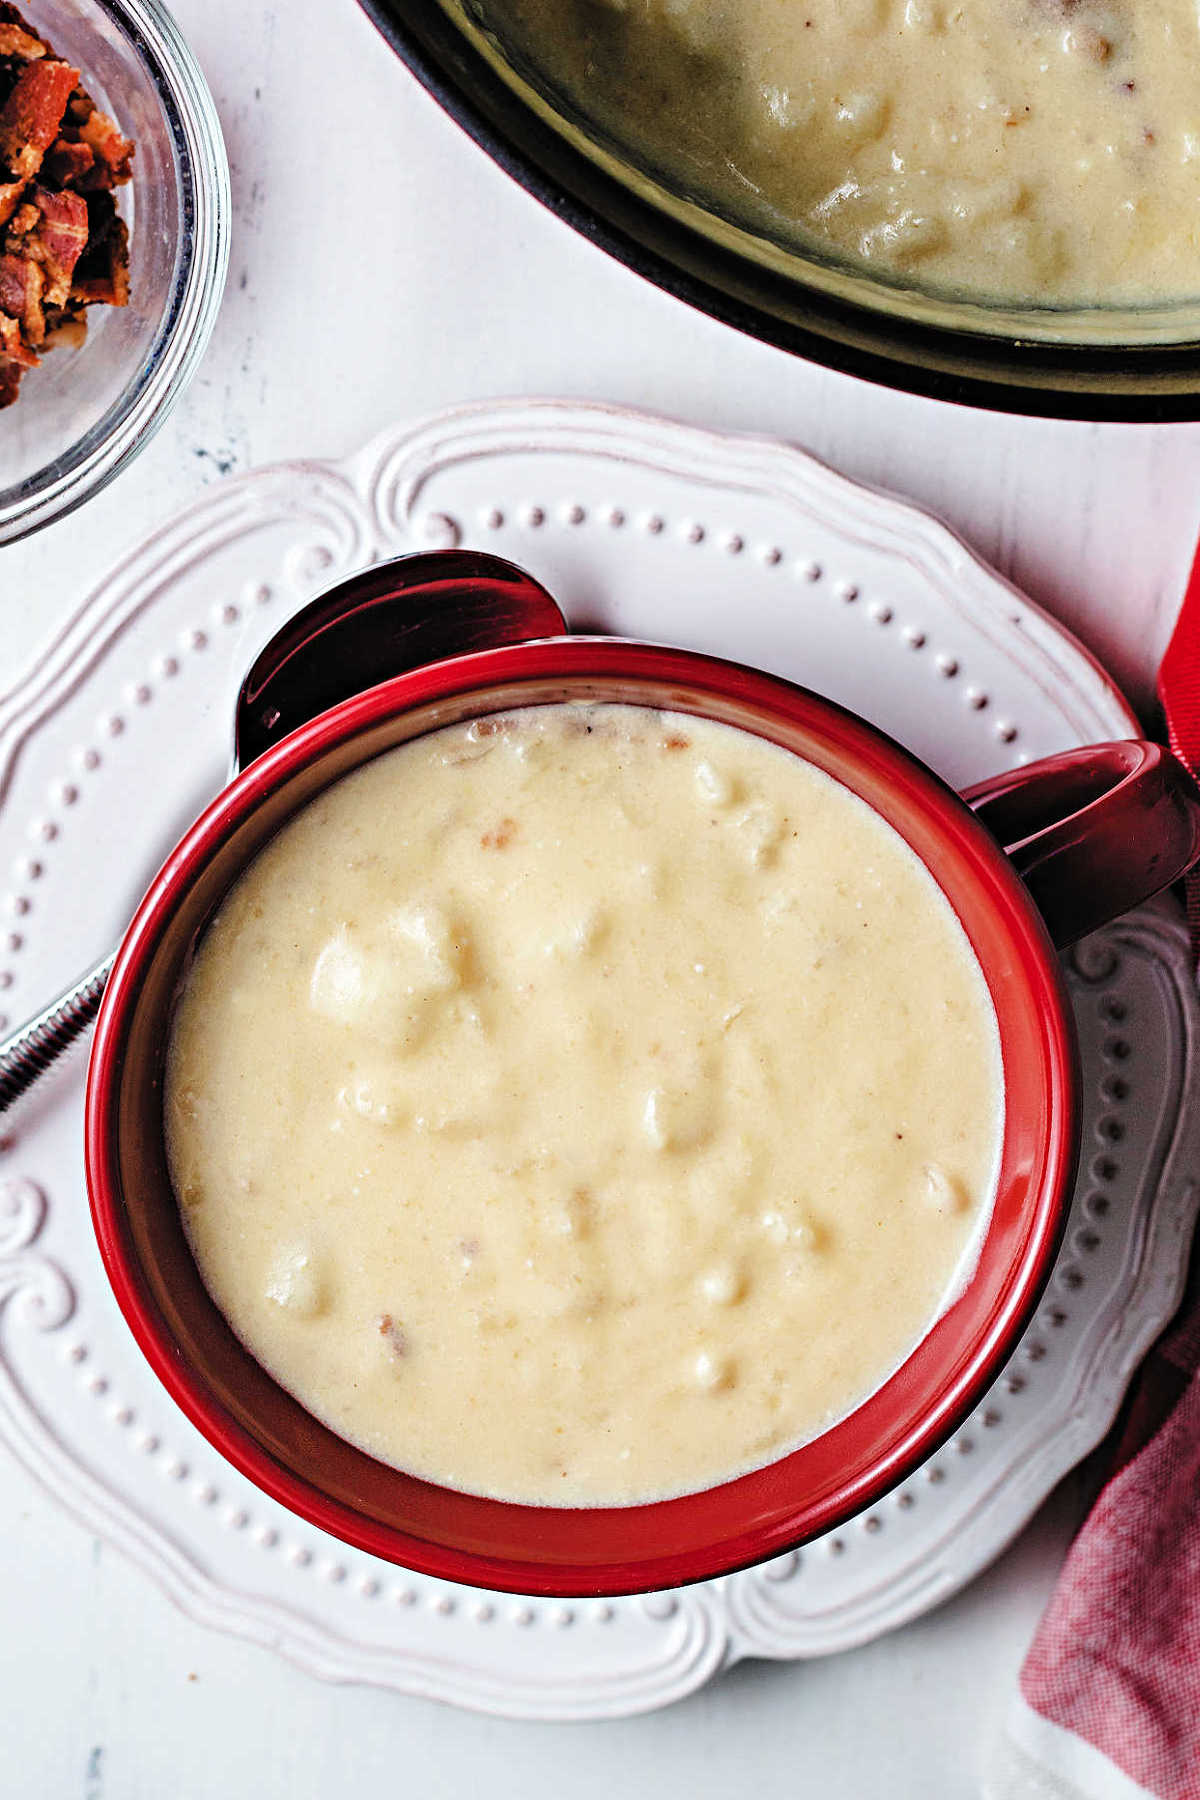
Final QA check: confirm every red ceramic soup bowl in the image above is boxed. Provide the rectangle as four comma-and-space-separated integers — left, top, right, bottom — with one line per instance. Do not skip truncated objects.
84, 561, 1200, 1597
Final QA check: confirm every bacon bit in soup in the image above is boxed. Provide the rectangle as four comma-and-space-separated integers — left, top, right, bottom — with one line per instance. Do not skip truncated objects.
481, 817, 518, 849
377, 1313, 408, 1358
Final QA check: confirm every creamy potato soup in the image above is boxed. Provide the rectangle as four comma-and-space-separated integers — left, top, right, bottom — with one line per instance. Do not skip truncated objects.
488, 0, 1200, 304
166, 704, 1002, 1506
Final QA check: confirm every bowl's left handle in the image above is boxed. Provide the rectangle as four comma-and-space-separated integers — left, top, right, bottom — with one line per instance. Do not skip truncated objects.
963, 740, 1200, 949
233, 550, 568, 768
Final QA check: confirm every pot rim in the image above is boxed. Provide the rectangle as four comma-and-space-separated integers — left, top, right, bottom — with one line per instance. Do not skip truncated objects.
356, 0, 1200, 421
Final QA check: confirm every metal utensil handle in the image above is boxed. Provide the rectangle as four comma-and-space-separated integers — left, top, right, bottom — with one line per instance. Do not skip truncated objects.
0, 954, 115, 1116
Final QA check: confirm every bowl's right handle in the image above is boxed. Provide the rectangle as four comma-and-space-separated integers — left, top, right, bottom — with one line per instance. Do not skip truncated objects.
962, 740, 1200, 949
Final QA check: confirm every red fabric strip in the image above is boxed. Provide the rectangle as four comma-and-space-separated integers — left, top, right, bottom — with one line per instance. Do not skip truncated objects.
1157, 533, 1200, 955
1018, 1246, 1200, 1800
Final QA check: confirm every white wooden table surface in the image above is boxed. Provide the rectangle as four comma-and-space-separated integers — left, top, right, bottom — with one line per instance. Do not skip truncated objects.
2, 1, 1197, 1793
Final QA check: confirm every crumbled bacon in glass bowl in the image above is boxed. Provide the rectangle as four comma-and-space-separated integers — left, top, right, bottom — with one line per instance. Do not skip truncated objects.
0, 0, 228, 543
0, 3, 134, 407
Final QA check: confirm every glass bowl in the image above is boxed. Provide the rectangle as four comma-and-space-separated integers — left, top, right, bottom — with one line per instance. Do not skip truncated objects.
0, 0, 229, 543
359, 0, 1200, 419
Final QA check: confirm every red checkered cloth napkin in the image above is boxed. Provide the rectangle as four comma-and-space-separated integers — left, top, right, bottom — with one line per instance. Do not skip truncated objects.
987, 562, 1200, 1800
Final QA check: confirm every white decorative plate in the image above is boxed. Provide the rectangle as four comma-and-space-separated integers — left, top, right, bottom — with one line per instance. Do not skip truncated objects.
2, 400, 1198, 1720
